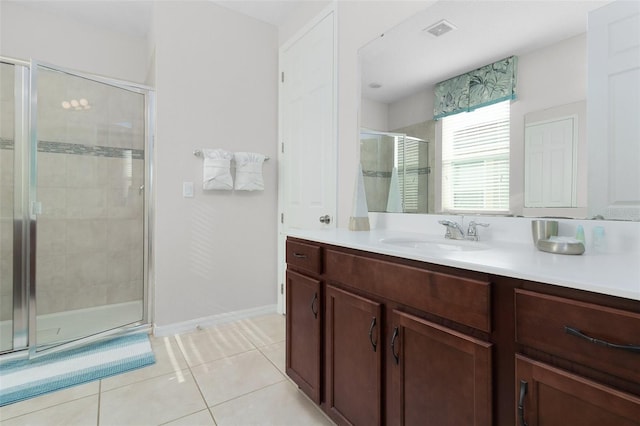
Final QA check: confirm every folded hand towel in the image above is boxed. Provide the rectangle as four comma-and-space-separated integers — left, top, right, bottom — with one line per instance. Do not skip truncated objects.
203, 149, 233, 190
234, 152, 266, 191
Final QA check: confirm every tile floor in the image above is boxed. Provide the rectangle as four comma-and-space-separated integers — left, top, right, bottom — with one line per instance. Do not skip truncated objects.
0, 314, 335, 426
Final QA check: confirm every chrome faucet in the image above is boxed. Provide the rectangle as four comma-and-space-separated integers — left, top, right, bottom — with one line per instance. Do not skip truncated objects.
438, 218, 490, 241
438, 219, 466, 240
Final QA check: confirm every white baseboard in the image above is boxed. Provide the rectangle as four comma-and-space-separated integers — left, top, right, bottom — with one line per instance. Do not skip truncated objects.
152, 304, 279, 337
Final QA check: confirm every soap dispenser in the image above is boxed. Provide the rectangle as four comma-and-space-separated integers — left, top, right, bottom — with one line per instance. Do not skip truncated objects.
575, 225, 585, 244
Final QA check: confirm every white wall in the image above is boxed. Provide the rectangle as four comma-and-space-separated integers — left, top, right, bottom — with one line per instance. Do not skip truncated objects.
388, 88, 432, 130
360, 97, 388, 131
0, 1, 149, 83
278, 1, 330, 46
153, 1, 278, 327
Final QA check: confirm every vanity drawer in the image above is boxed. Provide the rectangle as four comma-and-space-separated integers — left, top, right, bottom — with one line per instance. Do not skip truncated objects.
325, 249, 491, 332
515, 289, 640, 384
286, 239, 322, 275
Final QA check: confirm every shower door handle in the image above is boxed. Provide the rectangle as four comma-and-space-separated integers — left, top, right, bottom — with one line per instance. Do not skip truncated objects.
139, 184, 144, 195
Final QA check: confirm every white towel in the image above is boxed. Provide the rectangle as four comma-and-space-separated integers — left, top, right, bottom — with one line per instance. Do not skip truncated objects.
234, 152, 266, 191
386, 167, 403, 213
203, 149, 233, 190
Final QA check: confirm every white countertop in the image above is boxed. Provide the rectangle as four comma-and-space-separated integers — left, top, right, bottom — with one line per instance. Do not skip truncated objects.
287, 228, 640, 302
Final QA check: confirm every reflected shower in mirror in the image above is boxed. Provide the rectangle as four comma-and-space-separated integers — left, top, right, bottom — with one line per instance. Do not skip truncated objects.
360, 129, 432, 213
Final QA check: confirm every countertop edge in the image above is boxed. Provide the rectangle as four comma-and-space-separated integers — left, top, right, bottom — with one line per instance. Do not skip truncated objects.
286, 229, 640, 302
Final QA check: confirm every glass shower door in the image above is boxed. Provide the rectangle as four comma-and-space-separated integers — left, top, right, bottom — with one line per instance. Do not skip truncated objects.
32, 62, 148, 349
1, 60, 29, 354
0, 62, 17, 352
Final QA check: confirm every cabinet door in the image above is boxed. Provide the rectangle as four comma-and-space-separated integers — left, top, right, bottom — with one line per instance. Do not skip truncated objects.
515, 355, 640, 426
389, 310, 492, 426
326, 285, 382, 426
286, 270, 322, 403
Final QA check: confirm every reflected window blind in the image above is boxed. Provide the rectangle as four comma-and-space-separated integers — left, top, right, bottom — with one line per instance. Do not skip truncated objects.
397, 138, 420, 212
441, 100, 510, 212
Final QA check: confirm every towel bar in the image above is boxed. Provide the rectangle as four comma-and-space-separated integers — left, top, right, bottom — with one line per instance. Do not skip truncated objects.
193, 149, 270, 160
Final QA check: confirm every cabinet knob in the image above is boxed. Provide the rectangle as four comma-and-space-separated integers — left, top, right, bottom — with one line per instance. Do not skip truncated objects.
319, 215, 331, 224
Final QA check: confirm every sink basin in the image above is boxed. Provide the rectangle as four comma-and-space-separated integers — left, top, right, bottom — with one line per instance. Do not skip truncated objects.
379, 237, 489, 252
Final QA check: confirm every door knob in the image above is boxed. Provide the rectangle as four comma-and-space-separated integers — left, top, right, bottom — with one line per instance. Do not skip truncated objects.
319, 215, 331, 224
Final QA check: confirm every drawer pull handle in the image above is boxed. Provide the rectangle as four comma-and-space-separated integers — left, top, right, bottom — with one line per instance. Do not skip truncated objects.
310, 293, 318, 319
293, 252, 307, 259
391, 327, 400, 365
518, 380, 528, 426
368, 317, 377, 352
564, 326, 640, 354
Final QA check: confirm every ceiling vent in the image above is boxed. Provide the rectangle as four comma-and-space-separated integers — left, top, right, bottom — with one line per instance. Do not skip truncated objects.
423, 20, 457, 37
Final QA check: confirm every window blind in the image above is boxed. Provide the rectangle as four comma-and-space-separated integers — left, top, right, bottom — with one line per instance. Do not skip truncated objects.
441, 100, 510, 212
397, 137, 421, 212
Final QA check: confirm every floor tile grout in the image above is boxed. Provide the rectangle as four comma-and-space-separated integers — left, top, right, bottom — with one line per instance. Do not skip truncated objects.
2, 314, 333, 426
172, 334, 218, 426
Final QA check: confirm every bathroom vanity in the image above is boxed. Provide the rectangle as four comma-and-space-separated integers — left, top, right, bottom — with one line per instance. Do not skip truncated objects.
285, 229, 640, 426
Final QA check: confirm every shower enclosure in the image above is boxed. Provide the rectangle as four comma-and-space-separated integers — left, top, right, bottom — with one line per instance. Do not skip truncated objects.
1, 58, 153, 356
360, 129, 430, 213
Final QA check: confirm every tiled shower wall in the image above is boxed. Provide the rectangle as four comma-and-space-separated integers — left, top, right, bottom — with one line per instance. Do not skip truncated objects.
361, 135, 394, 212
1, 66, 146, 319
36, 147, 144, 315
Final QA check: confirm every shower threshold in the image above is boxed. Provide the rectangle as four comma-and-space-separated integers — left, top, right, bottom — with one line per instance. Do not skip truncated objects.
0, 300, 143, 352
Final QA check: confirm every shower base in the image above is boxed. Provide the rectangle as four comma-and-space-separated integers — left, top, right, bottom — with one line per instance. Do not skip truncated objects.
0, 300, 143, 353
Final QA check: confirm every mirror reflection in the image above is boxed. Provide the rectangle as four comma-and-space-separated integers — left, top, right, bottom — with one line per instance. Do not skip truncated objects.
359, 0, 639, 220
360, 129, 433, 213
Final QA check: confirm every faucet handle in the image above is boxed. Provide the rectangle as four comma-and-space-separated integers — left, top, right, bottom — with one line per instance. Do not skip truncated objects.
469, 220, 490, 228
467, 221, 490, 240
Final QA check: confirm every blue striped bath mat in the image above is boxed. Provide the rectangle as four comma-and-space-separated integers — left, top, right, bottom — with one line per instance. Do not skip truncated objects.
0, 332, 155, 406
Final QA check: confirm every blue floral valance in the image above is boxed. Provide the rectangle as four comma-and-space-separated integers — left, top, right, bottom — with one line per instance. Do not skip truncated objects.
433, 56, 518, 120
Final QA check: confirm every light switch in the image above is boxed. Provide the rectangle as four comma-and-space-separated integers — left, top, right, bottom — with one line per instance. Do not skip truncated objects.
183, 182, 194, 198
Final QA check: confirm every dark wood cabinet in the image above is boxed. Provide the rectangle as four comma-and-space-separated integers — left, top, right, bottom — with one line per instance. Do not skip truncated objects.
325, 284, 382, 425
389, 309, 492, 426
286, 269, 322, 403
515, 355, 640, 426
514, 288, 640, 425
285, 237, 640, 426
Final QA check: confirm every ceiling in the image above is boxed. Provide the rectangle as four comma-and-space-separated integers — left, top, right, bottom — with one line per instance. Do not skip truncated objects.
360, 0, 611, 104
12, 1, 155, 37
11, 0, 612, 106
11, 0, 303, 37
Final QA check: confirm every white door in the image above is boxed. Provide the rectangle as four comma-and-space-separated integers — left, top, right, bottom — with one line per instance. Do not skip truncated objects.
525, 117, 577, 208
277, 6, 337, 313
588, 0, 640, 220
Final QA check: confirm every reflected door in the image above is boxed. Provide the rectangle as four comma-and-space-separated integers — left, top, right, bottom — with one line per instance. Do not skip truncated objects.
32, 63, 148, 349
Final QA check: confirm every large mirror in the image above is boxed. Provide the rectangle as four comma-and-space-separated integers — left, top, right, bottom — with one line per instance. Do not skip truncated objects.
359, 0, 639, 220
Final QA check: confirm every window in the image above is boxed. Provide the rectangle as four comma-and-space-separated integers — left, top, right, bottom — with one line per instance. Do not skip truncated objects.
441, 100, 510, 213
